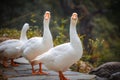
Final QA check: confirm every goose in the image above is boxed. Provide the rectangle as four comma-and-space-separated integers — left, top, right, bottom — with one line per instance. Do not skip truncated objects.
20, 11, 53, 75
32, 12, 83, 80
0, 23, 29, 67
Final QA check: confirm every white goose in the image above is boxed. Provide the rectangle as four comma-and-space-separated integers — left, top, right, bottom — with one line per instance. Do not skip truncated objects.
0, 23, 29, 67
32, 13, 83, 80
20, 11, 53, 75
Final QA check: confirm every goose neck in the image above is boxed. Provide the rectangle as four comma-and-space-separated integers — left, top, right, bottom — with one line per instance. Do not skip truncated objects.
42, 21, 53, 46
70, 22, 82, 51
20, 27, 27, 41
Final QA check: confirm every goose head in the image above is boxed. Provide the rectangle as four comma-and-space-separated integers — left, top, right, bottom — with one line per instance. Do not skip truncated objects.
44, 11, 51, 24
23, 23, 29, 31
71, 13, 78, 25
20, 23, 29, 41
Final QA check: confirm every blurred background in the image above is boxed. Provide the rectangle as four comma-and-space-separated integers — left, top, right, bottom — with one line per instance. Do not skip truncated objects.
0, 0, 120, 73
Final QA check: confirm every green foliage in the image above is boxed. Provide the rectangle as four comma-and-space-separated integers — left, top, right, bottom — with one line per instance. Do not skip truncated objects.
53, 25, 66, 46
27, 25, 41, 38
53, 19, 69, 46
78, 16, 120, 67
81, 38, 104, 67
0, 28, 20, 39
0, 26, 41, 39
92, 16, 120, 66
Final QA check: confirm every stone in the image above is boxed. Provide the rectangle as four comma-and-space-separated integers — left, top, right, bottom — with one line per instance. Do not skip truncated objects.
0, 57, 96, 80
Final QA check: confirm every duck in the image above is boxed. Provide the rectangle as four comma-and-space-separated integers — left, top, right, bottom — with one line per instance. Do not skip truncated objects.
20, 11, 53, 75
0, 23, 29, 67
32, 12, 83, 80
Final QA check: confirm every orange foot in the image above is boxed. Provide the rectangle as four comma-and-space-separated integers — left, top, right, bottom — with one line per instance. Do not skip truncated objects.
32, 71, 39, 75
3, 57, 9, 68
3, 63, 9, 68
11, 59, 19, 67
59, 71, 70, 80
37, 71, 48, 75
11, 62, 19, 67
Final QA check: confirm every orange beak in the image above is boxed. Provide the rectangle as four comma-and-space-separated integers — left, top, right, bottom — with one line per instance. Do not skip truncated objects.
72, 13, 77, 20
44, 11, 50, 20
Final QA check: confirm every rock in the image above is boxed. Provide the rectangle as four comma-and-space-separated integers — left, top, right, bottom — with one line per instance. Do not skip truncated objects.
89, 62, 120, 80
109, 72, 120, 80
